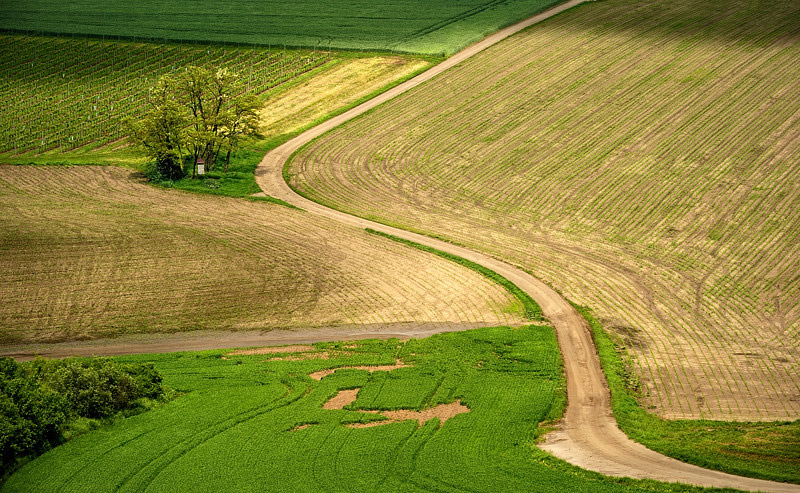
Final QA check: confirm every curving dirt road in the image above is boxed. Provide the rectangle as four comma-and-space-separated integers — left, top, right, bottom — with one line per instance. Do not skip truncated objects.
254, 1, 800, 491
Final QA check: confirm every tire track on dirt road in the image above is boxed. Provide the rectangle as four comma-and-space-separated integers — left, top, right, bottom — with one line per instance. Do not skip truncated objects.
255, 1, 800, 490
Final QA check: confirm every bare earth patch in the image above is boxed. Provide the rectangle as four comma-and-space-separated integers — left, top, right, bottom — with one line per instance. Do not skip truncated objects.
323, 389, 360, 410
267, 350, 360, 361
347, 400, 470, 428
308, 359, 409, 380
228, 344, 315, 356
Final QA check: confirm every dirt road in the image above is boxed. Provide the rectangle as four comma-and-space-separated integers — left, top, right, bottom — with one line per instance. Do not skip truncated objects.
0, 323, 487, 361
253, 1, 800, 491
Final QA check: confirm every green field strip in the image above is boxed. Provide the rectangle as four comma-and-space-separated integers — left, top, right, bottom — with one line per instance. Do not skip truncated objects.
7, 328, 692, 492
0, 0, 564, 56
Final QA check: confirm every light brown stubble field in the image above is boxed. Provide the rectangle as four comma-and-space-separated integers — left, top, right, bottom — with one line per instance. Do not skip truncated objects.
289, 0, 800, 420
0, 165, 525, 344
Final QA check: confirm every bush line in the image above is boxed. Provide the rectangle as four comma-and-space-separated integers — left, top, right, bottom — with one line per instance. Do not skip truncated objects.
365, 228, 543, 321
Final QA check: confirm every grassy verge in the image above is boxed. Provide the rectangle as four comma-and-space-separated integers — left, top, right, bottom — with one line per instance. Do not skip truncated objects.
365, 228, 544, 322
579, 304, 800, 485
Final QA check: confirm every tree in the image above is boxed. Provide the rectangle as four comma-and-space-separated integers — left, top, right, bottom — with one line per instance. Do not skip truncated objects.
220, 93, 260, 172
125, 65, 261, 179
124, 78, 187, 181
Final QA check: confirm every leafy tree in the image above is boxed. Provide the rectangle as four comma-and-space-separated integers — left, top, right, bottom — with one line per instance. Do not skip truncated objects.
125, 65, 261, 179
124, 79, 187, 181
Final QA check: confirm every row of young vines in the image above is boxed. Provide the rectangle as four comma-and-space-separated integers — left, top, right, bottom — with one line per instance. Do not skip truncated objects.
0, 34, 330, 155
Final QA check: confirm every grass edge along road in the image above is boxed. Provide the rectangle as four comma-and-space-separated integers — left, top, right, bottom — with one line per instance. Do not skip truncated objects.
366, 228, 544, 322
583, 306, 800, 485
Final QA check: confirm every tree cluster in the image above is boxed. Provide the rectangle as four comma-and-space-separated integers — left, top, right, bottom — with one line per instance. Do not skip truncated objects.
125, 66, 261, 181
0, 357, 164, 478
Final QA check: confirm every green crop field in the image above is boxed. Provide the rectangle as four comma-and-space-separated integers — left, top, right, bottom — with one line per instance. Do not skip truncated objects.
0, 35, 328, 157
0, 0, 562, 56
289, 0, 800, 423
2, 327, 703, 492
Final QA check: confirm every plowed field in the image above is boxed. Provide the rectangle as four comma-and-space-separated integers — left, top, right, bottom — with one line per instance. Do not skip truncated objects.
289, 0, 800, 420
0, 165, 525, 344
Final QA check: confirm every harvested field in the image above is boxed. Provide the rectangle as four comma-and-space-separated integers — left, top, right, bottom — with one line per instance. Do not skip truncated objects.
289, 0, 800, 420
0, 165, 526, 344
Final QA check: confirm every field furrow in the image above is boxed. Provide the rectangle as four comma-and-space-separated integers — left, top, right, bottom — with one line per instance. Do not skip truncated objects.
0, 165, 526, 344
290, 0, 800, 420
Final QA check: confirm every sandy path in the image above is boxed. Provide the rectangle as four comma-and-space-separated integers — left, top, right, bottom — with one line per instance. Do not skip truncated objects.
253, 1, 800, 491
0, 323, 480, 361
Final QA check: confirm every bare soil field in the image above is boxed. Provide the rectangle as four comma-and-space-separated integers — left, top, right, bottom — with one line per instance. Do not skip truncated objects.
289, 0, 800, 420
0, 165, 526, 344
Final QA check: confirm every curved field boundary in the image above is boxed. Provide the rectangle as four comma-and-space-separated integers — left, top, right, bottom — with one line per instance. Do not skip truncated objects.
254, 1, 800, 491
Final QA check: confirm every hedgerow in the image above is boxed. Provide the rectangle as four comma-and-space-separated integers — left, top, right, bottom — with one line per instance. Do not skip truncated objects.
0, 357, 164, 479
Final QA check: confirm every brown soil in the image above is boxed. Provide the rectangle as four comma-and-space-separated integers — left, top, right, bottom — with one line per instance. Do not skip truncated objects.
347, 400, 470, 428
228, 345, 315, 356
382, 400, 470, 427
268, 352, 333, 361
309, 359, 409, 381
323, 389, 360, 410
0, 166, 524, 346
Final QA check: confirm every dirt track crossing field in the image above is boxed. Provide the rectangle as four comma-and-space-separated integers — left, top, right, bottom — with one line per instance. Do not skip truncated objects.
289, 0, 800, 422
255, 0, 800, 490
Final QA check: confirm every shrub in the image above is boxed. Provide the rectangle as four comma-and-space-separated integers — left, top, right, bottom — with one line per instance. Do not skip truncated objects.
0, 357, 164, 477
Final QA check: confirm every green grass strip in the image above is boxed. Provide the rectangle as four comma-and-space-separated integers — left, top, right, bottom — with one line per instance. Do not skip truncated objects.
245, 195, 303, 211
577, 303, 800, 485
365, 228, 543, 321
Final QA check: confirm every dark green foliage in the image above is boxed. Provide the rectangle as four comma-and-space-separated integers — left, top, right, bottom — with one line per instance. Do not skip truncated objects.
0, 359, 68, 477
366, 228, 544, 321
0, 357, 164, 479
579, 305, 800, 485
142, 151, 184, 182
125, 66, 261, 180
